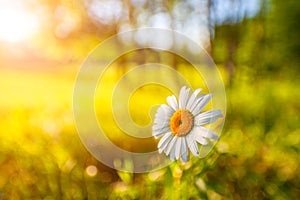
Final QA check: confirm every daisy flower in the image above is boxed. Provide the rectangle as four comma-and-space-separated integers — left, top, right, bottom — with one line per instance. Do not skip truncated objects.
152, 86, 223, 162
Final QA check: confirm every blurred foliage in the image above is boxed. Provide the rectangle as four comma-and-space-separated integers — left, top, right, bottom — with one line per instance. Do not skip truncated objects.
0, 0, 300, 199
1, 64, 299, 199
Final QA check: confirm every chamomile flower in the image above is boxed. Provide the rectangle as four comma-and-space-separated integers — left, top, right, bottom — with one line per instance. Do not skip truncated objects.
152, 86, 223, 162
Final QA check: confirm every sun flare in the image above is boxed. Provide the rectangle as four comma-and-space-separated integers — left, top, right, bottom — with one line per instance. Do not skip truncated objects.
0, 4, 39, 42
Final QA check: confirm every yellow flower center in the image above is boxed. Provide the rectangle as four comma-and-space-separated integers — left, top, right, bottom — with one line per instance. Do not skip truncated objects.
170, 109, 194, 136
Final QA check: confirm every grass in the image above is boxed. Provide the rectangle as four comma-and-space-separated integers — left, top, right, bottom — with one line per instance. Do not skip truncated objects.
0, 61, 299, 199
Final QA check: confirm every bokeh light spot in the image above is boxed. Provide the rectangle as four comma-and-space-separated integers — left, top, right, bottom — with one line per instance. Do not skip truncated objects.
86, 165, 98, 177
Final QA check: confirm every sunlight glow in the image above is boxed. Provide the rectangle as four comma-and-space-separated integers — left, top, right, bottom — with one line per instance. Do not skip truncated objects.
0, 4, 39, 42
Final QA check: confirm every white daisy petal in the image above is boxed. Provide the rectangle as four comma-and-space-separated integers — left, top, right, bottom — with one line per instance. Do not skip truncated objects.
189, 94, 205, 112
193, 126, 219, 141
186, 88, 202, 110
154, 113, 168, 122
153, 132, 165, 139
153, 125, 169, 134
152, 124, 169, 133
152, 123, 169, 131
175, 137, 182, 160
154, 113, 170, 125
157, 104, 173, 116
194, 133, 208, 145
155, 105, 173, 122
153, 125, 169, 135
165, 136, 177, 156
153, 128, 169, 139
161, 104, 174, 116
181, 138, 189, 162
154, 116, 167, 124
170, 143, 176, 161
186, 133, 199, 156
192, 94, 213, 115
179, 86, 190, 109
153, 130, 165, 138
195, 109, 223, 126
178, 86, 186, 109
158, 134, 173, 153
156, 104, 166, 114
158, 132, 172, 149
167, 95, 178, 111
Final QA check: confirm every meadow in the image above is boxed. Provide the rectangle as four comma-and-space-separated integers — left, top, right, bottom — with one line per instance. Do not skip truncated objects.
0, 58, 299, 199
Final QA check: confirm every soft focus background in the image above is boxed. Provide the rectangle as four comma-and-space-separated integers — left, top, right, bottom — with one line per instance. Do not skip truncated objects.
0, 0, 299, 199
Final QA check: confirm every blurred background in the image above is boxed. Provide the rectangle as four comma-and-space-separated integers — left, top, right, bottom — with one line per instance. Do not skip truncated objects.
0, 0, 299, 199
